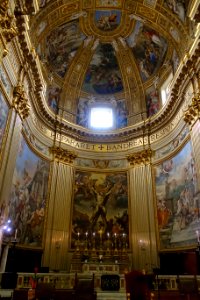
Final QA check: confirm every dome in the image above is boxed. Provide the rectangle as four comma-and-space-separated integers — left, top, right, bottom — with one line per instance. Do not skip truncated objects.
28, 0, 195, 141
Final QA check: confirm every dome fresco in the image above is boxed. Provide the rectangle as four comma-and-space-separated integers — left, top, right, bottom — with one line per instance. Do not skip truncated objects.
83, 43, 124, 95
32, 0, 191, 130
44, 21, 86, 78
126, 21, 168, 82
94, 10, 121, 31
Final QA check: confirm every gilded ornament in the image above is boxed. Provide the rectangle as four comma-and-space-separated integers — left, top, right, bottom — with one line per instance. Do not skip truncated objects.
50, 146, 77, 164
0, 1, 18, 43
127, 148, 152, 166
183, 93, 200, 125
13, 85, 30, 119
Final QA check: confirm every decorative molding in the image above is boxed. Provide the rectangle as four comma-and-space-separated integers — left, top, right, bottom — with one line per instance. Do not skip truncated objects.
0, 0, 18, 43
127, 148, 152, 166
14, 0, 39, 16
13, 85, 30, 119
50, 146, 77, 164
0, 33, 8, 60
183, 93, 200, 125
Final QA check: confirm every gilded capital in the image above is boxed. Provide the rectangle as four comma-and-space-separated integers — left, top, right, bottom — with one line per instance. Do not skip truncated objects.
50, 147, 77, 164
127, 148, 152, 166
13, 85, 30, 119
183, 93, 200, 125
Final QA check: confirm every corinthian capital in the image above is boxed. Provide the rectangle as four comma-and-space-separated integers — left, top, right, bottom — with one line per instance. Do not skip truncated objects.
127, 148, 152, 166
184, 93, 200, 125
50, 147, 77, 164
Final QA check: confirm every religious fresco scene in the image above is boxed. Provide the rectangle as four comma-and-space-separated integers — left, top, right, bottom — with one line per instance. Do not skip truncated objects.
146, 85, 160, 117
7, 136, 50, 247
95, 10, 121, 31
126, 21, 168, 82
155, 126, 189, 160
83, 43, 123, 94
0, 66, 11, 95
46, 85, 61, 114
71, 171, 128, 251
155, 141, 200, 250
0, 92, 9, 148
44, 21, 85, 78
172, 49, 180, 74
164, 0, 188, 23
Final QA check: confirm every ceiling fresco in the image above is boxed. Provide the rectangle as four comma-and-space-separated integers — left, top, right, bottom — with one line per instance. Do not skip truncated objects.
94, 10, 121, 31
31, 0, 193, 130
126, 21, 168, 82
83, 43, 123, 95
44, 21, 85, 78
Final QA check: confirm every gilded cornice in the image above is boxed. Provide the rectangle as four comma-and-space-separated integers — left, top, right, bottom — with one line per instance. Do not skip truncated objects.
127, 148, 152, 166
50, 146, 77, 164
183, 93, 200, 126
13, 85, 30, 120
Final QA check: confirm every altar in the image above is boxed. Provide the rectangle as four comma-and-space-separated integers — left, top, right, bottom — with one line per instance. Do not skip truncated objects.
82, 263, 120, 274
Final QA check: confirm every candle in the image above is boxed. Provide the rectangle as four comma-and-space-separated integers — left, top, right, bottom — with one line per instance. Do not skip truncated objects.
107, 232, 110, 238
93, 232, 95, 237
14, 229, 18, 239
196, 230, 200, 243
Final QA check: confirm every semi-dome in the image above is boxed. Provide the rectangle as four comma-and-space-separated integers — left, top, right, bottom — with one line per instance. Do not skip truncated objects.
28, 0, 194, 139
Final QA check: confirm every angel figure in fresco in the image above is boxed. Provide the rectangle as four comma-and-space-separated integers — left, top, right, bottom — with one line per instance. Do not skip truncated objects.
165, 0, 186, 22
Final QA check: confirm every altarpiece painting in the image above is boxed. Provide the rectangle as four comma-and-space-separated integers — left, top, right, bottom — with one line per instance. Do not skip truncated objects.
71, 171, 128, 250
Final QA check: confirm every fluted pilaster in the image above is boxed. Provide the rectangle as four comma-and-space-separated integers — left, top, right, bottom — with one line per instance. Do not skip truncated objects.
129, 163, 158, 272
43, 161, 74, 271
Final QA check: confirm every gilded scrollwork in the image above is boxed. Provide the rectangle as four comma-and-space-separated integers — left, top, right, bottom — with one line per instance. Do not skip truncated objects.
127, 148, 152, 166
13, 85, 30, 119
50, 146, 77, 164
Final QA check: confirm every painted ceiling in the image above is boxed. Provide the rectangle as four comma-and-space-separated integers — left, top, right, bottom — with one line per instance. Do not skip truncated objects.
30, 0, 192, 130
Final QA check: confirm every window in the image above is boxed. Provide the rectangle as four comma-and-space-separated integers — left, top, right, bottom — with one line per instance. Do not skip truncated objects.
161, 72, 173, 105
90, 107, 114, 129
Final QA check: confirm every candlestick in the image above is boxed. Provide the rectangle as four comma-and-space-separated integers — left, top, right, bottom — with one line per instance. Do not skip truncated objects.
196, 230, 200, 243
